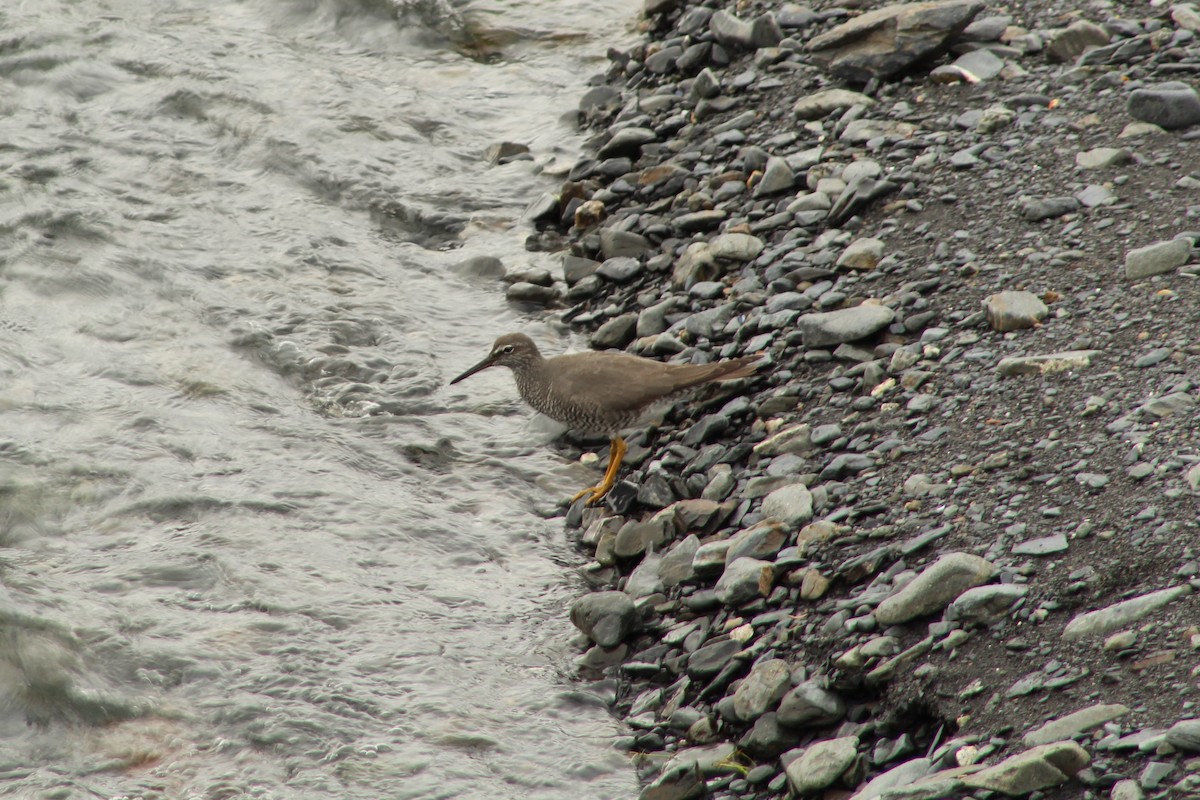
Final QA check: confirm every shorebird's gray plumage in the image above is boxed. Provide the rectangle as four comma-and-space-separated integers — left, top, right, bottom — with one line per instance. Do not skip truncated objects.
450, 332, 760, 504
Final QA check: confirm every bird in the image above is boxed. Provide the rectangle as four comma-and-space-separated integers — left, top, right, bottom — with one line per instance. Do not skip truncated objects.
449, 333, 760, 505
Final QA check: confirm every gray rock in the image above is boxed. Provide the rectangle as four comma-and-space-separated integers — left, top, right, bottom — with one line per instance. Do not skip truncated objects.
672, 242, 718, 289
579, 85, 621, 119
562, 254, 600, 285
1076, 184, 1116, 207
1011, 533, 1069, 555
1128, 82, 1200, 130
596, 256, 643, 283
570, 591, 637, 647
837, 237, 885, 270
1062, 584, 1192, 640
777, 682, 845, 728
785, 735, 860, 795
710, 11, 768, 50
612, 515, 670, 558
643, 0, 680, 15
793, 88, 874, 119
1023, 704, 1130, 746
715, 558, 774, 605
600, 229, 651, 259
997, 350, 1102, 376
1021, 196, 1081, 221
506, 282, 558, 305
1165, 719, 1200, 751
1111, 778, 1145, 800
875, 552, 996, 625
710, 232, 765, 262
849, 757, 933, 800
1125, 238, 1191, 279
798, 304, 895, 348
808, 0, 985, 82
644, 46, 682, 74
962, 741, 1090, 795
947, 583, 1029, 625
598, 127, 656, 159
664, 742, 738, 777
761, 483, 814, 526
984, 290, 1048, 332
692, 67, 720, 100
1046, 20, 1110, 62
659, 534, 700, 587
639, 761, 704, 800
687, 637, 741, 677
753, 424, 814, 456
949, 48, 1004, 81
591, 313, 638, 350
725, 520, 788, 564
733, 659, 791, 721
755, 156, 795, 196
637, 298, 676, 337
1076, 147, 1131, 169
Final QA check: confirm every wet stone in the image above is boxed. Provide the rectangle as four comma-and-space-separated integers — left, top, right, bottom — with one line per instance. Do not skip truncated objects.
570, 591, 637, 647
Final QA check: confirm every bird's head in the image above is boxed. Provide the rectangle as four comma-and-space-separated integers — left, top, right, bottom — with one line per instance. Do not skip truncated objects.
449, 333, 542, 384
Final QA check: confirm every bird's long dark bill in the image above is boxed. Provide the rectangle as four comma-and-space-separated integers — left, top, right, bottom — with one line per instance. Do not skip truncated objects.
449, 356, 495, 385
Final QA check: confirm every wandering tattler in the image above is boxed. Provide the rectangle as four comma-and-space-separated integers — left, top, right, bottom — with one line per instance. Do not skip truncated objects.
450, 333, 760, 505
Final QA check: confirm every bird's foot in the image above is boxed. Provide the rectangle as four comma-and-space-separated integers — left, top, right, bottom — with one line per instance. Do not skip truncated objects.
570, 480, 613, 506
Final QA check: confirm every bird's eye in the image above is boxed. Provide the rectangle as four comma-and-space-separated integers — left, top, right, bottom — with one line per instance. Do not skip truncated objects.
501, 345, 515, 354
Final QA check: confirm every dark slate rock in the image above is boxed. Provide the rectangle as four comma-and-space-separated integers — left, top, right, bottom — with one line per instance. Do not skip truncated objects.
1127, 82, 1200, 130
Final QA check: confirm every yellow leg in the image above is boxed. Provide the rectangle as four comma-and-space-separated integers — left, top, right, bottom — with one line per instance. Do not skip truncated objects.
570, 436, 627, 506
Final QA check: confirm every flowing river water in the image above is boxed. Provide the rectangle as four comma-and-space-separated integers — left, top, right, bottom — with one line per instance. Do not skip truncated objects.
0, 0, 641, 797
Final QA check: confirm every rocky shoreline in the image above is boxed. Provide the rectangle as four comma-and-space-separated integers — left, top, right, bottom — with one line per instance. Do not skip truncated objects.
512, 0, 1200, 797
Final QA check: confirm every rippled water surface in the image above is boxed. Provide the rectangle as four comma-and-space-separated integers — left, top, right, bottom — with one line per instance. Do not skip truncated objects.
0, 0, 639, 796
